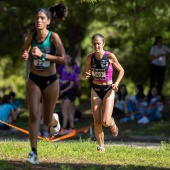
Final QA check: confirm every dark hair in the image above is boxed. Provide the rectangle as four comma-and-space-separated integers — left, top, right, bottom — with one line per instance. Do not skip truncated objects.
136, 85, 145, 100
1, 95, 10, 105
147, 86, 157, 103
9, 91, 15, 97
67, 62, 74, 68
91, 33, 105, 43
117, 84, 128, 100
35, 3, 68, 21
154, 36, 163, 45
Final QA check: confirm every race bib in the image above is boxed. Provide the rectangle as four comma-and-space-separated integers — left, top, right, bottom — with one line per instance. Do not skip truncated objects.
33, 58, 50, 70
91, 68, 106, 80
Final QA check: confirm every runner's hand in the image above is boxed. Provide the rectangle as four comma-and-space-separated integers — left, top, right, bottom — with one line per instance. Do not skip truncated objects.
21, 50, 29, 61
31, 46, 43, 58
82, 71, 91, 80
112, 83, 118, 91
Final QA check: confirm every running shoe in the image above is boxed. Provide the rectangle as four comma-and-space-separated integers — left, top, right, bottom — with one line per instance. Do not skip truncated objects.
110, 117, 118, 137
67, 128, 74, 134
50, 113, 60, 137
26, 151, 39, 164
97, 146, 105, 153
59, 128, 68, 135
38, 131, 42, 136
138, 116, 150, 124
43, 132, 50, 138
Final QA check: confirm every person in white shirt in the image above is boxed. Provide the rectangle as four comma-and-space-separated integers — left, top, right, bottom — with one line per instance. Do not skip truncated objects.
149, 36, 170, 94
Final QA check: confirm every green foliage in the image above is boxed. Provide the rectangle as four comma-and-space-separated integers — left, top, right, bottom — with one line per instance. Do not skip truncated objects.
1, 0, 170, 97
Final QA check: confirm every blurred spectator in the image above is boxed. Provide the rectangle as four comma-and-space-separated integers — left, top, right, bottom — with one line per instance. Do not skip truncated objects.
112, 84, 129, 119
149, 36, 170, 95
120, 85, 147, 122
37, 102, 50, 138
0, 95, 18, 131
9, 91, 21, 115
38, 119, 50, 138
58, 62, 77, 135
0, 89, 3, 103
138, 86, 163, 124
57, 54, 81, 99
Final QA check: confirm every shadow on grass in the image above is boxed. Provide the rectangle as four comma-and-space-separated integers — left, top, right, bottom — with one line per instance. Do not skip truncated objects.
0, 160, 169, 170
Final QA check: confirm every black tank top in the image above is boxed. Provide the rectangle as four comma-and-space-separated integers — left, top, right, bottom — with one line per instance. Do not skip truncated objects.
91, 52, 110, 80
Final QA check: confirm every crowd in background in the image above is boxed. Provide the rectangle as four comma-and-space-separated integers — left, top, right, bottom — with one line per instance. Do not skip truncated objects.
112, 84, 164, 124
0, 35, 169, 133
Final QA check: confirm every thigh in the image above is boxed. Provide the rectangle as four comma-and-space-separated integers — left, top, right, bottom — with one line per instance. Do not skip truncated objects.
42, 80, 59, 121
91, 88, 102, 124
102, 89, 115, 122
26, 79, 42, 116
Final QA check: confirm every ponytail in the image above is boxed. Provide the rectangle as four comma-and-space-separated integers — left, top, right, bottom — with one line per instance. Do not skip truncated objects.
49, 3, 68, 21
35, 3, 68, 22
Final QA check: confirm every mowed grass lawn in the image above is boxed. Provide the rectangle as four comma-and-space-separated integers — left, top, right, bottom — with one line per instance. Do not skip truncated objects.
0, 139, 170, 170
0, 99, 170, 170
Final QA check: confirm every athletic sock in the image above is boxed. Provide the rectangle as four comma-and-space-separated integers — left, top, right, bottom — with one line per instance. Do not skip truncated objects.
110, 118, 115, 126
31, 148, 37, 156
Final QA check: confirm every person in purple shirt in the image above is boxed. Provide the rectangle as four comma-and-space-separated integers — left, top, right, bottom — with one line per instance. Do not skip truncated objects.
58, 54, 80, 88
58, 62, 78, 135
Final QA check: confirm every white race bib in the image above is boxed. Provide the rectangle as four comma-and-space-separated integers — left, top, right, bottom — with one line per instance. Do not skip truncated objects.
91, 68, 106, 80
33, 58, 50, 70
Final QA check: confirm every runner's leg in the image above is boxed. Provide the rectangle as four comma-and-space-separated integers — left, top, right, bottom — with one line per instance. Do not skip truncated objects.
26, 79, 42, 151
42, 79, 59, 126
91, 88, 103, 147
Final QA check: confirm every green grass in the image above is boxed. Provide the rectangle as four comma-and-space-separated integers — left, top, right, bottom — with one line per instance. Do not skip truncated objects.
1, 99, 170, 169
9, 110, 170, 140
1, 100, 170, 140
0, 139, 170, 170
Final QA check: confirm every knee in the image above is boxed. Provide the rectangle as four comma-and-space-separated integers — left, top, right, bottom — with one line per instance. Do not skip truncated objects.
29, 112, 39, 122
102, 119, 111, 127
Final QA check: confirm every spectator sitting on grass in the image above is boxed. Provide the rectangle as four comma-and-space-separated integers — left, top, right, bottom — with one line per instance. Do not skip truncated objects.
120, 85, 147, 123
112, 84, 130, 119
137, 86, 163, 124
0, 95, 18, 131
9, 91, 21, 116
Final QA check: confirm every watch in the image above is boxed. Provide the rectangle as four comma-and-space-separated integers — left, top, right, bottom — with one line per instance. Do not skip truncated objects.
41, 53, 46, 61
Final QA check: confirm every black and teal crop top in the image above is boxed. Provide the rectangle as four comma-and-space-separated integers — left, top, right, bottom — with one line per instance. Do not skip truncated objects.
31, 31, 56, 55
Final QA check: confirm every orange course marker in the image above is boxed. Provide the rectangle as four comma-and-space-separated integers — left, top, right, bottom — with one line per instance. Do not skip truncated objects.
50, 124, 92, 142
0, 120, 92, 142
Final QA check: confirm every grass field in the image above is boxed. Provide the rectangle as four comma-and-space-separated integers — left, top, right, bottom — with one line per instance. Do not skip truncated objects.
0, 139, 170, 170
0, 99, 170, 170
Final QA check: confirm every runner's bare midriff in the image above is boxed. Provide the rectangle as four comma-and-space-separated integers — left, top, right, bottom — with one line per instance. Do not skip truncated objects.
93, 80, 113, 85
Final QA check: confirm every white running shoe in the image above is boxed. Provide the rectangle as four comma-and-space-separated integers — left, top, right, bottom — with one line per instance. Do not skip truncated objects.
137, 117, 145, 124
50, 113, 60, 137
138, 116, 150, 124
142, 116, 150, 124
26, 151, 39, 164
97, 146, 105, 153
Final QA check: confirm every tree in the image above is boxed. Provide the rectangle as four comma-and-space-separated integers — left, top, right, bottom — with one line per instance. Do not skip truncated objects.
1, 0, 170, 97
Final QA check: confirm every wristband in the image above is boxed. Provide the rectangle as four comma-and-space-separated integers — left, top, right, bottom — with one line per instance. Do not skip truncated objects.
41, 53, 46, 61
